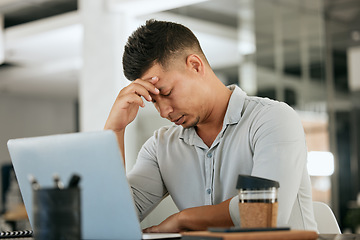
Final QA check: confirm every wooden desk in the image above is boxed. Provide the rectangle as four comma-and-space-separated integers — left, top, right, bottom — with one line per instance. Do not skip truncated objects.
182, 230, 318, 240
181, 232, 360, 240
1, 234, 359, 240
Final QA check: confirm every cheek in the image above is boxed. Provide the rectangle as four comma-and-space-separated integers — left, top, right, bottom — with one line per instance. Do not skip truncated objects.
172, 94, 198, 112
171, 77, 202, 110
152, 102, 160, 113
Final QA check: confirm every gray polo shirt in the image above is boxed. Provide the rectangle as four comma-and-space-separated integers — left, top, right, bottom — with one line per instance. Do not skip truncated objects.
127, 85, 317, 230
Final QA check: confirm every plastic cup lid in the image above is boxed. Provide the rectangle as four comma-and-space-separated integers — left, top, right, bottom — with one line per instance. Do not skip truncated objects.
236, 174, 280, 190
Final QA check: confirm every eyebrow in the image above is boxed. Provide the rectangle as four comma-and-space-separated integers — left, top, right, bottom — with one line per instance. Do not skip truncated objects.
149, 87, 166, 98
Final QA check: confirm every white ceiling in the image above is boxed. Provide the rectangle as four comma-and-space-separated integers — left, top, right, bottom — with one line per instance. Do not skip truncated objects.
0, 0, 359, 99
1, 11, 82, 98
0, 2, 241, 99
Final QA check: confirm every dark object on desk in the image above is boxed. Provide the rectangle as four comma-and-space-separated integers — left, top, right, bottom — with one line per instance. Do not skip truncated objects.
208, 227, 290, 232
182, 230, 318, 240
32, 187, 81, 240
0, 230, 33, 238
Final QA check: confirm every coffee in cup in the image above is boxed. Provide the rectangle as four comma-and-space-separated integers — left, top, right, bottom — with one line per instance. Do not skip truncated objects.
236, 175, 280, 228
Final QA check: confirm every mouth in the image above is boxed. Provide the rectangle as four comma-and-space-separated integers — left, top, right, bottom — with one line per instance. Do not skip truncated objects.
172, 115, 185, 125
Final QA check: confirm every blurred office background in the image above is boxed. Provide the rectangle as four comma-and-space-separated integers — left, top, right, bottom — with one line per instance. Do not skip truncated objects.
0, 0, 359, 233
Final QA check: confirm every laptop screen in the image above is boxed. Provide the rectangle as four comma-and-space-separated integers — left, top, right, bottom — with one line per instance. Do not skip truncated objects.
8, 130, 142, 240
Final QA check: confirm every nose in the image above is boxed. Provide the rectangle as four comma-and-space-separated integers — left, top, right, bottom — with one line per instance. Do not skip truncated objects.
155, 100, 173, 119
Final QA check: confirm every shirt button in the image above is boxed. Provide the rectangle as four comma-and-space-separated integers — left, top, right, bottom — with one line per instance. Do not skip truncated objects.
207, 152, 212, 158
206, 188, 211, 194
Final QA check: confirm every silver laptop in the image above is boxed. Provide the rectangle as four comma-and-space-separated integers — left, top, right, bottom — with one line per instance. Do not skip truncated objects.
7, 130, 180, 240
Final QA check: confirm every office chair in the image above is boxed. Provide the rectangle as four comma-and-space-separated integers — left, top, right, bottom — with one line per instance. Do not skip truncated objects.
313, 201, 341, 234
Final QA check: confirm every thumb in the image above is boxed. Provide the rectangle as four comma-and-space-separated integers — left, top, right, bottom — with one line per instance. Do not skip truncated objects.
143, 225, 160, 233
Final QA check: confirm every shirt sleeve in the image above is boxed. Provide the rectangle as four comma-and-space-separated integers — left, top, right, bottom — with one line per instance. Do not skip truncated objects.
127, 133, 168, 221
248, 102, 308, 226
229, 195, 240, 226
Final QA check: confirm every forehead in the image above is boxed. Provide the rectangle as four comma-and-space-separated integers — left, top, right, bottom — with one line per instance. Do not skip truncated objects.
141, 63, 173, 90
142, 63, 165, 79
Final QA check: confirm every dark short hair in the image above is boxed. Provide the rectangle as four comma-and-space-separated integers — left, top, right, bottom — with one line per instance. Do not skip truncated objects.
122, 19, 206, 81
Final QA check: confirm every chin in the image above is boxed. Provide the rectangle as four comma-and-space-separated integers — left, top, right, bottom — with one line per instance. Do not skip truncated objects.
182, 117, 200, 129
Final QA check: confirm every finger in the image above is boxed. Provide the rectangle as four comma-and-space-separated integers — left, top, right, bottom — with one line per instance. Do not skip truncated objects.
148, 76, 159, 85
131, 84, 154, 102
120, 82, 153, 102
143, 226, 160, 233
133, 77, 160, 95
143, 227, 152, 233
121, 93, 145, 108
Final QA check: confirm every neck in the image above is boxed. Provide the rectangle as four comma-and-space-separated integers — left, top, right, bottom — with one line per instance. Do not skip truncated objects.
196, 81, 232, 147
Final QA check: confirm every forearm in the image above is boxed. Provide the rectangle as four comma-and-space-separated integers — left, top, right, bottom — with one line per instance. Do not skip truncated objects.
113, 129, 125, 164
104, 77, 160, 166
179, 199, 234, 231
104, 122, 125, 164
144, 199, 234, 233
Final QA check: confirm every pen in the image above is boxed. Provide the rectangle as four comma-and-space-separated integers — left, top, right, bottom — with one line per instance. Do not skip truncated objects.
28, 175, 40, 190
53, 174, 64, 189
68, 174, 81, 188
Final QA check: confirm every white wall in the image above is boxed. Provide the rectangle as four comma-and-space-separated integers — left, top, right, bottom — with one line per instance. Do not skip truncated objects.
0, 93, 77, 163
0, 93, 77, 210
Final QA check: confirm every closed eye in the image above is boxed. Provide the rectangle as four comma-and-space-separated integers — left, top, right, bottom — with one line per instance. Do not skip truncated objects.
162, 90, 172, 97
151, 89, 171, 104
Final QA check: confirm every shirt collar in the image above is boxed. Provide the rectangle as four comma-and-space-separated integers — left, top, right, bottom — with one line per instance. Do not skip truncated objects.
179, 85, 247, 146
223, 85, 246, 126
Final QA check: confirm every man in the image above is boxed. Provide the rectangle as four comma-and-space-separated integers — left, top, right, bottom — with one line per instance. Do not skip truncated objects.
105, 19, 317, 233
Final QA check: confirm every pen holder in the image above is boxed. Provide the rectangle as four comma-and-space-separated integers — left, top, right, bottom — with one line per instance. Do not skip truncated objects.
32, 187, 81, 240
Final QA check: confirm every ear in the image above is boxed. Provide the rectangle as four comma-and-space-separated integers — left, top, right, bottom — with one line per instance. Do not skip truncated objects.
186, 54, 205, 75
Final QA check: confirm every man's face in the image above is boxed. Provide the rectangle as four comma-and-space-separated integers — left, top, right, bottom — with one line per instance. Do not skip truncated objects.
141, 62, 207, 129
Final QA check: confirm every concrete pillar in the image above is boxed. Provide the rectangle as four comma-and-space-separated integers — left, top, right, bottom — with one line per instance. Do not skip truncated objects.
237, 0, 257, 95
78, 0, 142, 171
79, 0, 131, 132
273, 3, 284, 102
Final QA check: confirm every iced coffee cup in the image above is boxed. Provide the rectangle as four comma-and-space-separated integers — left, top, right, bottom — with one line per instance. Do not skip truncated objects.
236, 175, 280, 228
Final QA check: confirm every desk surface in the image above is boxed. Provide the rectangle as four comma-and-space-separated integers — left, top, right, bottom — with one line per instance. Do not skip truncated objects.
2, 234, 360, 240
